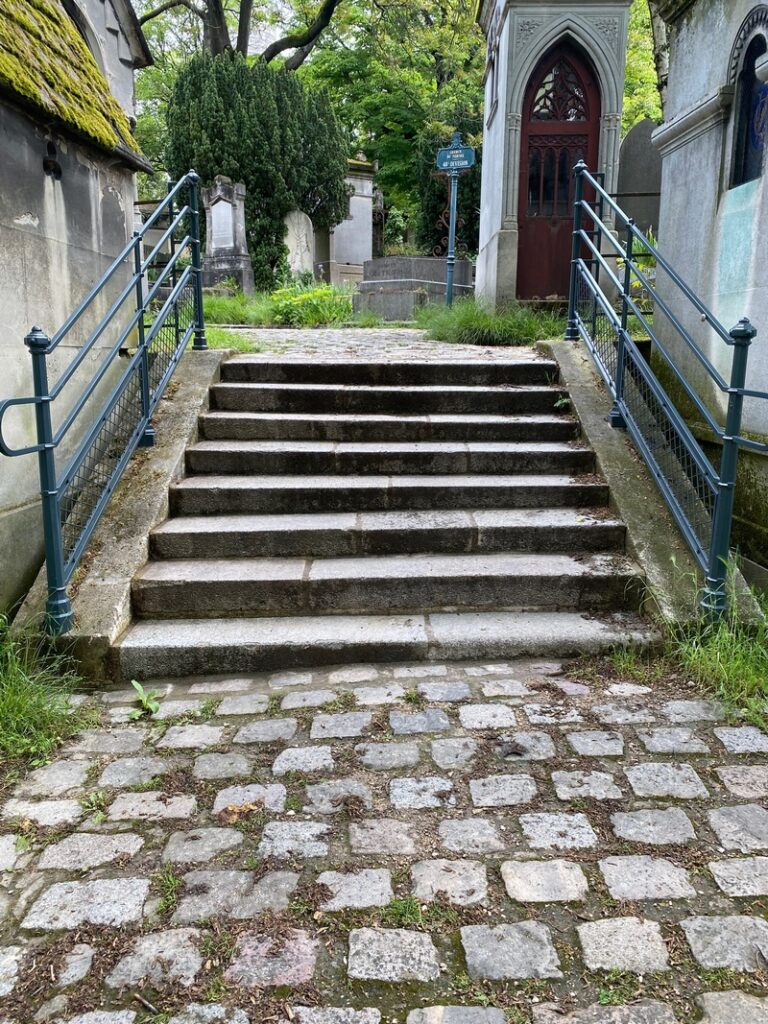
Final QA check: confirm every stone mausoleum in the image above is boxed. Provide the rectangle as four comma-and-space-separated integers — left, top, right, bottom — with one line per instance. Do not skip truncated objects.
0, 0, 151, 611
475, 0, 631, 304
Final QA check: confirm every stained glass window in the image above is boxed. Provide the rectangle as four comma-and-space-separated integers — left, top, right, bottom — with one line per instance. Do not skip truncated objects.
532, 60, 589, 122
733, 36, 767, 187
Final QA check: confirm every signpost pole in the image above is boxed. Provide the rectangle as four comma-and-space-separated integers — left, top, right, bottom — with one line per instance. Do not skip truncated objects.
446, 169, 459, 307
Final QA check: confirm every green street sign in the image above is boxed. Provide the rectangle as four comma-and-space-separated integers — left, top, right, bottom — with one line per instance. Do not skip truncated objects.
436, 143, 476, 172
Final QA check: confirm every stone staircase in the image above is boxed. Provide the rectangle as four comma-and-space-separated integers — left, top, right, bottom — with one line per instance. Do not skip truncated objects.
117, 354, 650, 679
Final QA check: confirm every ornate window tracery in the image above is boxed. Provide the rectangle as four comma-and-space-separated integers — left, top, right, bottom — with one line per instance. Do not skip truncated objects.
732, 34, 768, 188
531, 59, 589, 122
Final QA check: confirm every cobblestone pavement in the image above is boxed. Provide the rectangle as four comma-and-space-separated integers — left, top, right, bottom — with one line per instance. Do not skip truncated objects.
217, 327, 544, 361
2, 658, 768, 1022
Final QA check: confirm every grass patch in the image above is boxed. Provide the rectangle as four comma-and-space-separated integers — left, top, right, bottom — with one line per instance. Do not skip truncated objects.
203, 282, 355, 328
204, 326, 265, 353
154, 863, 184, 915
0, 616, 86, 778
416, 297, 567, 347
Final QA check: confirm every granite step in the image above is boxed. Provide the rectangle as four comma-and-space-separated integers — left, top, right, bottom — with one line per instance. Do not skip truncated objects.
210, 382, 568, 415
117, 609, 652, 679
149, 508, 627, 560
169, 474, 609, 516
184, 440, 595, 477
220, 357, 559, 386
199, 411, 579, 443
132, 552, 642, 618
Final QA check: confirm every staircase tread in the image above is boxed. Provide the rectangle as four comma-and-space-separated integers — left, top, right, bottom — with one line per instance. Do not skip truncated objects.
201, 411, 574, 423
188, 440, 588, 454
171, 473, 603, 489
213, 382, 562, 393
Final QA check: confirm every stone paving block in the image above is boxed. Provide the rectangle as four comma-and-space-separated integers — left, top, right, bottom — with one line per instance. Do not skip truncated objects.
69, 729, 145, 754
189, 679, 251, 693
57, 944, 95, 987
501, 859, 588, 903
593, 702, 655, 725
273, 746, 335, 775
163, 828, 243, 864
281, 689, 336, 710
481, 679, 532, 698
0, 946, 22, 997
22, 878, 149, 930
311, 712, 372, 739
225, 929, 318, 986
305, 779, 373, 814
418, 681, 471, 702
439, 819, 505, 855
431, 738, 477, 769
233, 719, 297, 744
555, 680, 591, 696
217, 694, 269, 715
708, 804, 768, 852
99, 756, 169, 788
469, 774, 537, 808
348, 928, 441, 981
461, 922, 562, 979
172, 870, 299, 923
0, 836, 18, 871
635, 728, 709, 754
577, 918, 669, 972
54, 1014, 137, 1024
697, 990, 768, 1023
566, 731, 624, 757
608, 683, 651, 696
108, 792, 196, 821
709, 857, 768, 896
39, 833, 144, 870
356, 742, 419, 770
295, 1011, 381, 1024
661, 699, 724, 723
394, 665, 448, 679
105, 928, 201, 988
390, 776, 454, 809
269, 670, 314, 689
524, 704, 583, 725
153, 699, 205, 720
624, 762, 709, 799
17, 760, 91, 797
599, 855, 695, 900
458, 704, 516, 729
158, 724, 225, 749
412, 858, 487, 905
714, 726, 768, 754
520, 813, 597, 850
716, 765, 768, 798
681, 915, 768, 971
168, 1006, 250, 1024
2, 799, 83, 828
407, 1010, 505, 1024
496, 731, 556, 760
390, 709, 451, 735
532, 1002, 677, 1023
212, 783, 286, 815
328, 667, 378, 684
193, 753, 250, 780
258, 821, 330, 858
349, 818, 418, 855
317, 868, 393, 910
552, 771, 622, 801
611, 808, 696, 845
355, 684, 406, 705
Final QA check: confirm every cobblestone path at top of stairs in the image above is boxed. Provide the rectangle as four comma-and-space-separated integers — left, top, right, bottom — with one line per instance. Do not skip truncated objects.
2, 657, 768, 1024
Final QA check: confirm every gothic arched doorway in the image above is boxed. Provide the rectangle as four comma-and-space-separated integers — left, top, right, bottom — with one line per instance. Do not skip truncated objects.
518, 44, 601, 299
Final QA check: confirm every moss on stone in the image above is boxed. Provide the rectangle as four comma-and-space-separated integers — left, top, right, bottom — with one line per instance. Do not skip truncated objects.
0, 0, 141, 156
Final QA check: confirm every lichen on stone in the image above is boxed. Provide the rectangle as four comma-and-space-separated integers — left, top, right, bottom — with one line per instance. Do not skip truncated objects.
0, 0, 142, 156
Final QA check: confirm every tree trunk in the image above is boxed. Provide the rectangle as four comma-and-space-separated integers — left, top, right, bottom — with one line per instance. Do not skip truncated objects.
647, 1, 670, 115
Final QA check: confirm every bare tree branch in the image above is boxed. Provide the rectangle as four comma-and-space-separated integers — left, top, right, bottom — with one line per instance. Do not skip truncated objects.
236, 0, 253, 54
139, 0, 205, 25
261, 0, 345, 63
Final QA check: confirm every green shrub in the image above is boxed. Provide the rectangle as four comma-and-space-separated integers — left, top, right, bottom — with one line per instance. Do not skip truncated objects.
0, 617, 84, 769
416, 298, 567, 346
203, 283, 353, 328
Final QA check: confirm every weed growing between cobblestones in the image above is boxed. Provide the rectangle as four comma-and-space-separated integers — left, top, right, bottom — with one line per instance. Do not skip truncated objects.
416, 298, 567, 346
154, 863, 184, 915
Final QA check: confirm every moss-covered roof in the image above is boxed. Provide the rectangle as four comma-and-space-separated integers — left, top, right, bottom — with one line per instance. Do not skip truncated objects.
0, 0, 145, 162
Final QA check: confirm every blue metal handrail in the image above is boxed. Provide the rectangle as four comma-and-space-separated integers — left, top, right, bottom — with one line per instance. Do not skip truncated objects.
0, 170, 208, 633
566, 162, 768, 618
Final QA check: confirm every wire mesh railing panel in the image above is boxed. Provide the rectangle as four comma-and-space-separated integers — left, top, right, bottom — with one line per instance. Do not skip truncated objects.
148, 281, 195, 396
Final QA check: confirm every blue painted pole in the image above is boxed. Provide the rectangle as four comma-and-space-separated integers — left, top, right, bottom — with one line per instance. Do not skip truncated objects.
188, 170, 208, 351
445, 169, 459, 307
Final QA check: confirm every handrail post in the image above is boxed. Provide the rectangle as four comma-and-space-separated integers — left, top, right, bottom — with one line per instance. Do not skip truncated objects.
25, 326, 73, 634
188, 170, 208, 351
565, 162, 586, 341
133, 233, 155, 447
167, 177, 181, 350
609, 219, 634, 429
700, 316, 756, 619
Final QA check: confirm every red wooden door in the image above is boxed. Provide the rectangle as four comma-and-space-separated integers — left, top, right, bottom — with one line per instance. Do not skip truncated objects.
518, 46, 601, 299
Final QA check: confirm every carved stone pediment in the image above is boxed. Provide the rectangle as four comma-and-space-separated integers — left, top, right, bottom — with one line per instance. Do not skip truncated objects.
655, 0, 697, 24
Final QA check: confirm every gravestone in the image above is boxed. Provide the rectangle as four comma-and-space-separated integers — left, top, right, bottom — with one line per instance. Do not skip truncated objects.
284, 211, 315, 277
617, 119, 662, 235
202, 177, 254, 293
354, 256, 474, 320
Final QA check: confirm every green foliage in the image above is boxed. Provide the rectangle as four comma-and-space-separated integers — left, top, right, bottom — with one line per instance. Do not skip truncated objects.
0, 616, 84, 767
128, 679, 162, 720
415, 121, 482, 256
416, 298, 567, 347
204, 326, 265, 353
154, 863, 184, 915
203, 283, 353, 327
166, 53, 348, 289
623, 0, 663, 134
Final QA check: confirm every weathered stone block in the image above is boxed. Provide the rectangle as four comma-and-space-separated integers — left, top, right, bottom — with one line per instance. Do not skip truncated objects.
577, 918, 669, 972
461, 922, 562, 979
347, 928, 440, 982
501, 859, 588, 903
